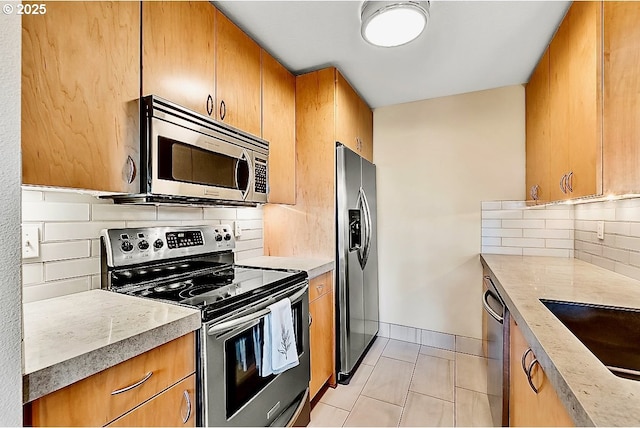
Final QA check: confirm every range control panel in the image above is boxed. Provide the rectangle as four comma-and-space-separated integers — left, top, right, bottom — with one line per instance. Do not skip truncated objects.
102, 225, 236, 268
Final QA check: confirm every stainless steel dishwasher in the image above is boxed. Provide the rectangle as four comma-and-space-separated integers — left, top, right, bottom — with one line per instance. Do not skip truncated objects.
482, 274, 509, 427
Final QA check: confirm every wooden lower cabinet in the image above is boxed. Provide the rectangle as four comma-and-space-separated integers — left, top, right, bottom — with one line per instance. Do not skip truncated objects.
109, 374, 195, 427
509, 318, 573, 427
309, 272, 335, 399
28, 332, 195, 427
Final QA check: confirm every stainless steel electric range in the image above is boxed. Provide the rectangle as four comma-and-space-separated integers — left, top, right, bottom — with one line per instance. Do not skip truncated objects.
101, 225, 310, 427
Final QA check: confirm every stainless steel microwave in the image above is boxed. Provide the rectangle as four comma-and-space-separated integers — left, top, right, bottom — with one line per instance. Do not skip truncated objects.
109, 96, 268, 206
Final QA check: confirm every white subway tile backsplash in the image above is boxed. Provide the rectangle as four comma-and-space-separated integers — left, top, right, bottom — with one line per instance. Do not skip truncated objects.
502, 238, 545, 248
238, 229, 263, 240
578, 241, 604, 256
235, 239, 264, 252
602, 247, 630, 264
91, 239, 101, 257
614, 235, 640, 252
204, 208, 237, 220
501, 219, 545, 229
481, 201, 502, 210
45, 257, 101, 281
614, 262, 640, 282
124, 221, 183, 228
235, 248, 264, 261
22, 190, 43, 202
523, 248, 571, 257
481, 210, 523, 219
481, 237, 501, 247
23, 277, 91, 303
157, 207, 203, 220
481, 246, 523, 255
575, 220, 597, 232
575, 230, 597, 243
630, 223, 640, 238
501, 201, 526, 210
604, 222, 631, 236
44, 221, 126, 242
575, 251, 592, 263
545, 239, 573, 249
237, 219, 263, 230
523, 209, 571, 220
481, 219, 501, 228
481, 229, 522, 238
588, 255, 616, 271
39, 241, 91, 262
23, 202, 90, 222
574, 208, 616, 221
523, 229, 572, 239
92, 204, 156, 221
629, 252, 640, 268
91, 275, 102, 290
23, 263, 44, 285
236, 207, 263, 220
42, 189, 110, 204
616, 207, 640, 222
545, 219, 574, 230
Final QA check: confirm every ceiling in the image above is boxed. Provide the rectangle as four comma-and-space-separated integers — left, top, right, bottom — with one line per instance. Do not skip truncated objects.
214, 1, 570, 108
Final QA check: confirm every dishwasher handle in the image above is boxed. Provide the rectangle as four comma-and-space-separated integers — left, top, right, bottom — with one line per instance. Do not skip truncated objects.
482, 289, 504, 324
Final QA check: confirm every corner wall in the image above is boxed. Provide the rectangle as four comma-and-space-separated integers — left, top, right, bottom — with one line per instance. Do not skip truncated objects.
374, 86, 525, 339
0, 10, 25, 425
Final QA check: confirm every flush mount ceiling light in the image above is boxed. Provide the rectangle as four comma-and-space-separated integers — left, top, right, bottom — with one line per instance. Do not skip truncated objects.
361, 1, 430, 48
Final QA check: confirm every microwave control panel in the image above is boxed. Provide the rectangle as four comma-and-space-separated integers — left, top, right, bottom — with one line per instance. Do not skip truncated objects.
254, 157, 267, 194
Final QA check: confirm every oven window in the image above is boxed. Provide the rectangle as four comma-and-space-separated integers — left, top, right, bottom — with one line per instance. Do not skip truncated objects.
224, 301, 304, 418
157, 136, 249, 191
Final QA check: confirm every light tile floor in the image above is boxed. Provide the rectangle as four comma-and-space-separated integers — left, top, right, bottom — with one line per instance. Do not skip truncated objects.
309, 338, 495, 427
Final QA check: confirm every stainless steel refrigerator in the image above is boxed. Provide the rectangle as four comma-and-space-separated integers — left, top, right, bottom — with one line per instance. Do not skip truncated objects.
336, 143, 379, 383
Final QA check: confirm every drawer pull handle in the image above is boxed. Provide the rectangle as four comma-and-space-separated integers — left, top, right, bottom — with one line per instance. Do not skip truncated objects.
111, 371, 153, 395
526, 358, 540, 394
521, 348, 534, 373
182, 390, 192, 424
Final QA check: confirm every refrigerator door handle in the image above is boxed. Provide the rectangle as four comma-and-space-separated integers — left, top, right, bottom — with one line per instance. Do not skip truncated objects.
356, 188, 367, 269
360, 187, 372, 269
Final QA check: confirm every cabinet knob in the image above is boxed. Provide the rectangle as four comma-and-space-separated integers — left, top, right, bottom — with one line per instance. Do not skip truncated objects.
206, 94, 213, 116
126, 155, 137, 184
220, 100, 226, 120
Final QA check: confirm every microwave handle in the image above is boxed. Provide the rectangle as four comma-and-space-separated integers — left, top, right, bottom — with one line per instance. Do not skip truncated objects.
207, 284, 308, 335
236, 149, 253, 201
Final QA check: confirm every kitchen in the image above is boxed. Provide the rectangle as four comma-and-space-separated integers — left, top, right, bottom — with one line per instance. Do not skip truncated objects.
3, 0, 640, 426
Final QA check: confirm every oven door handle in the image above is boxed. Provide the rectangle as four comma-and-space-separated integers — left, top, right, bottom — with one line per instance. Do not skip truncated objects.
207, 284, 309, 335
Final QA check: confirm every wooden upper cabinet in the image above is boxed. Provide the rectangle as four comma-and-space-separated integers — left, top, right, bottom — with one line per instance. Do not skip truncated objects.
526, 50, 550, 204
22, 1, 140, 193
603, 2, 640, 194
215, 9, 262, 136
262, 50, 296, 205
142, 1, 216, 117
335, 71, 373, 162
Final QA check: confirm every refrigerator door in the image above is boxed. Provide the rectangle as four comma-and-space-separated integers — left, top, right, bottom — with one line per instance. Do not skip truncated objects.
361, 158, 379, 347
336, 145, 366, 378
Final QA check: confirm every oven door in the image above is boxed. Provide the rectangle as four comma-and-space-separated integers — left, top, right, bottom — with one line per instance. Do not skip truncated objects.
149, 116, 258, 203
201, 283, 310, 427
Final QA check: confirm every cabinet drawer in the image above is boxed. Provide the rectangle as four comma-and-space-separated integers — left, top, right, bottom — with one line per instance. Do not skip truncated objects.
31, 332, 195, 427
309, 272, 333, 302
109, 374, 196, 427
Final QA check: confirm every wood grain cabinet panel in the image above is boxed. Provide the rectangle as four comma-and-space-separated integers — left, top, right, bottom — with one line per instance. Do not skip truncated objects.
336, 73, 361, 155
109, 374, 196, 427
262, 50, 296, 205
22, 1, 140, 193
603, 2, 640, 194
215, 9, 262, 136
30, 333, 195, 427
358, 97, 374, 163
142, 1, 216, 117
309, 273, 335, 399
509, 318, 573, 427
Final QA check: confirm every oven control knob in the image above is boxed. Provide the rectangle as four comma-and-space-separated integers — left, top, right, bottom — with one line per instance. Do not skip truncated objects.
153, 239, 164, 249
121, 240, 134, 253
215, 234, 223, 242
138, 240, 149, 250
224, 234, 232, 241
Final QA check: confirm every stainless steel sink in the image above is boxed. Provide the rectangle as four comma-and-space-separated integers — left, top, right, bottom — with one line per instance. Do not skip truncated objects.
541, 299, 640, 381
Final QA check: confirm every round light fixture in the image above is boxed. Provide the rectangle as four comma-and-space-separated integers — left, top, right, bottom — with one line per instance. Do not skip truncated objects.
361, 1, 430, 48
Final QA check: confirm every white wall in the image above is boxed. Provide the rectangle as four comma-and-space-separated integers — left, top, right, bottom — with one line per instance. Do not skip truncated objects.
374, 85, 525, 339
0, 10, 25, 425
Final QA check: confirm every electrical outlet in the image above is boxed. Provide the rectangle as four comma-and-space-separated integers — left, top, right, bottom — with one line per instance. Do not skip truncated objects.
234, 221, 242, 238
597, 221, 605, 240
22, 225, 40, 259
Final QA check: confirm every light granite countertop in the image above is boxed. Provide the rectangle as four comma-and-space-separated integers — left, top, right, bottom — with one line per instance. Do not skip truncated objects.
23, 289, 201, 403
481, 254, 640, 427
238, 256, 334, 279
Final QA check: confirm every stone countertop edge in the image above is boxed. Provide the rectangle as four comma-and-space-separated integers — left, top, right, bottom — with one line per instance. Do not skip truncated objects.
480, 254, 640, 427
237, 256, 335, 279
23, 308, 200, 404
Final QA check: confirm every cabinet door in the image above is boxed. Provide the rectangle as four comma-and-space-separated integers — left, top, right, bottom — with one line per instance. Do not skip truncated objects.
509, 318, 573, 427
567, 1, 601, 199
603, 2, 640, 194
215, 9, 261, 136
548, 10, 571, 202
335, 71, 361, 154
309, 290, 334, 399
262, 50, 296, 204
358, 97, 374, 163
109, 375, 196, 427
526, 50, 551, 204
142, 1, 216, 117
22, 1, 139, 193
